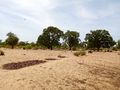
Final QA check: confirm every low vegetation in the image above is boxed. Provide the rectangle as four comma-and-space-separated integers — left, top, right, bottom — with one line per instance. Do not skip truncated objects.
112, 47, 118, 51
88, 50, 93, 53
74, 51, 86, 56
0, 28, 119, 51
0, 50, 5, 55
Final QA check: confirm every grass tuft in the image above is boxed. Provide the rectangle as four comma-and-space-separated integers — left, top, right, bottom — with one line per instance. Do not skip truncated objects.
88, 50, 93, 53
74, 51, 86, 56
0, 50, 5, 55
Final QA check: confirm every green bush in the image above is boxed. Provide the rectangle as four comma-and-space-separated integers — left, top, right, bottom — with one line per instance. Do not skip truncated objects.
74, 52, 80, 56
80, 51, 86, 55
23, 46, 26, 50
39, 45, 47, 50
88, 50, 93, 53
72, 47, 77, 51
25, 45, 32, 49
74, 51, 86, 56
91, 48, 97, 51
33, 46, 39, 50
112, 47, 118, 51
4, 45, 11, 48
0, 50, 5, 55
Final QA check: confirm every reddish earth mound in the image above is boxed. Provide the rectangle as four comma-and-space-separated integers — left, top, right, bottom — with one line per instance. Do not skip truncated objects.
3, 60, 46, 70
57, 55, 66, 58
45, 58, 57, 60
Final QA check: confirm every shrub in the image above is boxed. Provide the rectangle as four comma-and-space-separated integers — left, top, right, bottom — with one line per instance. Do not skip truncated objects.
4, 45, 11, 48
72, 47, 77, 51
88, 50, 93, 53
91, 48, 97, 51
25, 45, 32, 49
61, 45, 68, 50
74, 52, 80, 56
112, 47, 118, 51
39, 45, 47, 50
23, 46, 26, 50
0, 50, 5, 55
80, 51, 86, 55
99, 48, 103, 51
74, 51, 86, 56
33, 46, 39, 50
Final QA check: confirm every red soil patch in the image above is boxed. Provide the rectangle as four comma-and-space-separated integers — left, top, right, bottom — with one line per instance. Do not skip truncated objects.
3, 60, 46, 70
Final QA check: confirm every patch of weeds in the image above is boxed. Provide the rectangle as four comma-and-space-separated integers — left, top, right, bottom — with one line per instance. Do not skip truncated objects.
112, 47, 118, 51
74, 52, 80, 56
91, 48, 97, 51
0, 50, 5, 55
74, 51, 86, 56
72, 47, 77, 51
80, 51, 86, 56
25, 45, 32, 49
88, 50, 93, 53
33, 46, 39, 50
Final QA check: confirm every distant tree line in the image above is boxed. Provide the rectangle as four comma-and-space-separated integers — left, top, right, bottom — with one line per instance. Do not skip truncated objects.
0, 26, 119, 51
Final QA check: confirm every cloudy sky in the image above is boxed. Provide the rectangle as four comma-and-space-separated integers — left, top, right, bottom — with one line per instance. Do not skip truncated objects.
0, 0, 120, 43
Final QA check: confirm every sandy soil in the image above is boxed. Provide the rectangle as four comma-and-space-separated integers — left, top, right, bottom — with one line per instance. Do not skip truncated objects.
0, 48, 120, 90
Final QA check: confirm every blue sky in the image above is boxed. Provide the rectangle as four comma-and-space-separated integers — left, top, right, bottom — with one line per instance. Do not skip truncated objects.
0, 0, 120, 43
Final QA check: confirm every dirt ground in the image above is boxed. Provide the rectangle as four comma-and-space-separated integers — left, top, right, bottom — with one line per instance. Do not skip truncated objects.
0, 48, 120, 90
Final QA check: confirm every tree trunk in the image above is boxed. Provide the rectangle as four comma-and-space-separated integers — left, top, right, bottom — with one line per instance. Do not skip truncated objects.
12, 45, 14, 49
50, 46, 53, 50
97, 47, 99, 51
69, 46, 71, 50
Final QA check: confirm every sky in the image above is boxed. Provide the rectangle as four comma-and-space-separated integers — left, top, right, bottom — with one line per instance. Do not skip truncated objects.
0, 0, 120, 43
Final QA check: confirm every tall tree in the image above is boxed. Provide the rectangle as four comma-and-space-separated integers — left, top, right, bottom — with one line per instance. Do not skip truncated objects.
85, 30, 116, 51
37, 26, 63, 50
5, 32, 19, 49
63, 30, 80, 50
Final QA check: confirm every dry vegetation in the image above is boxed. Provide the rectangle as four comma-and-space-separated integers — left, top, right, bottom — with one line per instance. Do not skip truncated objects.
0, 48, 120, 90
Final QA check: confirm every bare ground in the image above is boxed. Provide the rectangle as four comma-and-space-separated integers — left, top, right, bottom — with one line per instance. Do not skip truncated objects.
0, 48, 120, 90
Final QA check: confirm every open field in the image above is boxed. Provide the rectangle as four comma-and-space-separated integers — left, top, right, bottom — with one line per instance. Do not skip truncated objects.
0, 48, 120, 90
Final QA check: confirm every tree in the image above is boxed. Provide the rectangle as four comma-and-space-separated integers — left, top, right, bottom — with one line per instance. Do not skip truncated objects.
30, 42, 36, 47
79, 41, 87, 48
5, 32, 19, 49
85, 30, 116, 51
63, 30, 80, 50
0, 40, 2, 43
37, 26, 63, 50
116, 40, 120, 49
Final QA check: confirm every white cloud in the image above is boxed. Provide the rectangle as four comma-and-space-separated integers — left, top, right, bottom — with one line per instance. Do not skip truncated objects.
0, 0, 120, 42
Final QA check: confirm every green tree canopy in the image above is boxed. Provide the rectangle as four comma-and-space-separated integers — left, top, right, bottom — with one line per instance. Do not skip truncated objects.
116, 40, 120, 49
5, 32, 19, 49
63, 30, 80, 50
85, 30, 116, 51
79, 41, 87, 48
0, 40, 2, 43
37, 26, 63, 50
